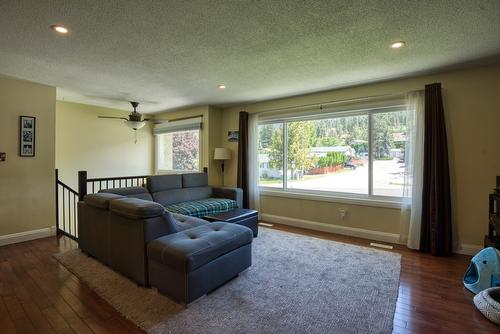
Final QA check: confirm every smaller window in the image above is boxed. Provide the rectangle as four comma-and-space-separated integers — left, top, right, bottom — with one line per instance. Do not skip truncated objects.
155, 117, 202, 173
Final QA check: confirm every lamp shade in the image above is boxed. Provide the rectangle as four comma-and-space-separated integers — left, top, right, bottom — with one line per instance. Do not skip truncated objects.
214, 147, 231, 160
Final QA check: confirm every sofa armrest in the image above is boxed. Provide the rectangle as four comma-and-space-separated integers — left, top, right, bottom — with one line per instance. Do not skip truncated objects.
108, 202, 179, 286
109, 197, 165, 220
213, 187, 243, 208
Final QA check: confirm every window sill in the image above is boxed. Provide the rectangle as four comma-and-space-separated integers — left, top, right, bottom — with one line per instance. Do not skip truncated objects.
259, 189, 402, 209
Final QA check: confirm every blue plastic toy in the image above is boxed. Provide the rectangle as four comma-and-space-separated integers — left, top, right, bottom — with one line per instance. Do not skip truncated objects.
464, 247, 500, 294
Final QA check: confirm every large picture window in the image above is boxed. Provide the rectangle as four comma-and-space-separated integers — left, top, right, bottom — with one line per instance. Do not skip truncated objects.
155, 117, 202, 173
258, 106, 407, 201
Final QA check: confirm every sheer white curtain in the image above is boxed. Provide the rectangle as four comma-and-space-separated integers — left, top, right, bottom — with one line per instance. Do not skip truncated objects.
401, 91, 425, 249
247, 113, 260, 212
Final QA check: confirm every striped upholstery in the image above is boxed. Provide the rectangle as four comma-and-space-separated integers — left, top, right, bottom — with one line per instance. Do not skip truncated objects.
165, 198, 238, 218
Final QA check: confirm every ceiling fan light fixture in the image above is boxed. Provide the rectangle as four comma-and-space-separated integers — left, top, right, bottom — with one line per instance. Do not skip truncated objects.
125, 120, 146, 130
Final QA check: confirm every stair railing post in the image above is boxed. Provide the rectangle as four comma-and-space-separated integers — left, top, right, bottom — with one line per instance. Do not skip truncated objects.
78, 171, 87, 202
55, 169, 59, 234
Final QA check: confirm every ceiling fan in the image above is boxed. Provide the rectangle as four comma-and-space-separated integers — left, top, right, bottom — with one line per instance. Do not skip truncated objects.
98, 101, 154, 130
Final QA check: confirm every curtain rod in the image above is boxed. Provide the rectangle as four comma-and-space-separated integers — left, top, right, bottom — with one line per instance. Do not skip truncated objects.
253, 85, 435, 115
254, 92, 407, 115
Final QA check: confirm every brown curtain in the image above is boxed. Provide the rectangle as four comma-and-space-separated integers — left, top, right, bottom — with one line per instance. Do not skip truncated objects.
237, 111, 249, 208
420, 83, 452, 256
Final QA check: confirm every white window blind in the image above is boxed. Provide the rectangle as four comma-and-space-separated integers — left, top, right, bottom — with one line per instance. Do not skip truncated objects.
153, 117, 202, 135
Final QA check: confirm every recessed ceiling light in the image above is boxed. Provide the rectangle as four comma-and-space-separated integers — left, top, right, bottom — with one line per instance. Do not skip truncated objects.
217, 84, 226, 89
50, 25, 69, 34
390, 41, 405, 49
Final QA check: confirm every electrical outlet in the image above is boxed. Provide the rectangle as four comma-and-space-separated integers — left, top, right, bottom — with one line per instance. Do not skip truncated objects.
0, 152, 5, 162
339, 208, 347, 220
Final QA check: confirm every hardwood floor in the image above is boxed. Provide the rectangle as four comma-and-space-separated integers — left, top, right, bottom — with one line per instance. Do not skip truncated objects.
0, 236, 142, 334
0, 225, 497, 334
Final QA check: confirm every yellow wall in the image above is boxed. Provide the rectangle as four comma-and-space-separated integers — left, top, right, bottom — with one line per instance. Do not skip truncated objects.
208, 106, 223, 186
56, 101, 154, 189
0, 76, 56, 236
260, 195, 401, 233
220, 63, 500, 247
153, 106, 223, 186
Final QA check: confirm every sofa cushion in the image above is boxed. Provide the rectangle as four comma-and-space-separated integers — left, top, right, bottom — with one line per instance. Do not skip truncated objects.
152, 186, 213, 207
110, 198, 165, 219
84, 193, 123, 209
100, 187, 153, 201
147, 222, 253, 271
213, 187, 243, 208
147, 175, 182, 193
164, 198, 238, 218
172, 213, 209, 231
182, 173, 208, 188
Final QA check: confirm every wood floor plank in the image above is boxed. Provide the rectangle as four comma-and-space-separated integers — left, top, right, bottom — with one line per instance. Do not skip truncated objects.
27, 267, 100, 334
20, 301, 57, 334
3, 295, 37, 334
62, 276, 114, 321
0, 297, 17, 334
42, 306, 76, 334
44, 288, 95, 334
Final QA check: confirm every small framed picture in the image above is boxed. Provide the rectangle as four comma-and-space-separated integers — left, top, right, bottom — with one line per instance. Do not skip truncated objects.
228, 131, 239, 142
19, 116, 36, 157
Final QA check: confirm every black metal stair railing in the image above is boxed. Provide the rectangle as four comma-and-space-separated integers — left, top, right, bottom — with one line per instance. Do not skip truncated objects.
55, 169, 150, 240
55, 169, 79, 240
78, 171, 148, 201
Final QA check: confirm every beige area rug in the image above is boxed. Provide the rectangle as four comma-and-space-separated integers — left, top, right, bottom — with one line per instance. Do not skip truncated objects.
54, 228, 401, 334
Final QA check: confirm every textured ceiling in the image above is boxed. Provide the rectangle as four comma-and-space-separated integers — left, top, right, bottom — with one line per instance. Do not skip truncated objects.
0, 0, 499, 113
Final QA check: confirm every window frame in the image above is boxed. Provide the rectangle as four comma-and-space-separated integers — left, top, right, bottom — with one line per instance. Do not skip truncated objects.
257, 105, 408, 207
155, 128, 203, 174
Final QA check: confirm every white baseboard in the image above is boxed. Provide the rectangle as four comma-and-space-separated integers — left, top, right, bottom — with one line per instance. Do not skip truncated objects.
260, 213, 401, 244
260, 214, 483, 255
454, 243, 483, 256
0, 226, 57, 247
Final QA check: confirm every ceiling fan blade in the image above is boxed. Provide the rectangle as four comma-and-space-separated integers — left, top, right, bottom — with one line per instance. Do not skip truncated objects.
98, 116, 129, 121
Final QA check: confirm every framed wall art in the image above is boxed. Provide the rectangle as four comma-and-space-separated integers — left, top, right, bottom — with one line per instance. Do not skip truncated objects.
227, 131, 239, 142
19, 116, 36, 157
